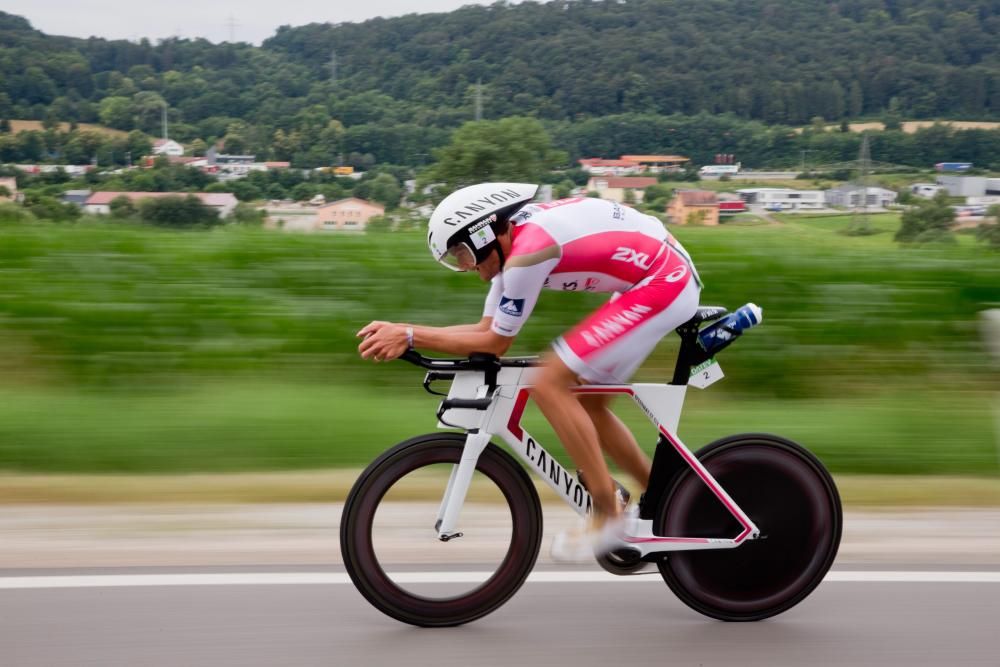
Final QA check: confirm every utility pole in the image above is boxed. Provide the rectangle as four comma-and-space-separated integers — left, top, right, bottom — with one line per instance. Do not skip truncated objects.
226, 15, 238, 42
475, 79, 483, 121
161, 104, 168, 141
800, 149, 814, 174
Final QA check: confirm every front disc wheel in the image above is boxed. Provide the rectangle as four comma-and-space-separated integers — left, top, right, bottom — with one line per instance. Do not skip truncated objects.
341, 434, 543, 627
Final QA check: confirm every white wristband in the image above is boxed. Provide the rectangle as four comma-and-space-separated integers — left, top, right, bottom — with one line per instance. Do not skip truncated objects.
405, 326, 414, 349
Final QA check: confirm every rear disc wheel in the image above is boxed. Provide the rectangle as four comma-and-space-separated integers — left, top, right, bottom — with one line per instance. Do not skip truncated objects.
656, 434, 842, 621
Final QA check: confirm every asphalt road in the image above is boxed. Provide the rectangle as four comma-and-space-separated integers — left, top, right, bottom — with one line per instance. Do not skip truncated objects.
3, 505, 1000, 666
3, 565, 999, 667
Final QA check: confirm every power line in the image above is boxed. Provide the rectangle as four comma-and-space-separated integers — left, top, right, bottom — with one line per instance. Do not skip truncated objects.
801, 135, 914, 236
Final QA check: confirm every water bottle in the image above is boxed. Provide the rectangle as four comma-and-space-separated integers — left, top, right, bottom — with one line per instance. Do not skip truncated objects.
697, 303, 763, 354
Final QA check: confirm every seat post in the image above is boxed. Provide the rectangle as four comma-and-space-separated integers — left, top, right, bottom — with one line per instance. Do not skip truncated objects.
671, 322, 705, 386
670, 307, 728, 385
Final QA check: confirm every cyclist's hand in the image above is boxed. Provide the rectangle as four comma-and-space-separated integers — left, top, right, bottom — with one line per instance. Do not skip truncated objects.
357, 321, 408, 362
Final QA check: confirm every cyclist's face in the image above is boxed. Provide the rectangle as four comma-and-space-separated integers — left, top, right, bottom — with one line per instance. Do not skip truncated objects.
446, 243, 477, 271
474, 228, 512, 281
444, 243, 497, 280
475, 249, 500, 282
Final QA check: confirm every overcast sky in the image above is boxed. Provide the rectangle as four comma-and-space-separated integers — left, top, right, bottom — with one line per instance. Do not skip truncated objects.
5, 1, 527, 45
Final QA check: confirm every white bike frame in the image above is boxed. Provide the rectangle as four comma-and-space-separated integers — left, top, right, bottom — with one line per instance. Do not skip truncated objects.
432, 363, 760, 558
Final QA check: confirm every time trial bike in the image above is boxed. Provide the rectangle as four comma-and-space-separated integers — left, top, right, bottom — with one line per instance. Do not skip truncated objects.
341, 304, 842, 627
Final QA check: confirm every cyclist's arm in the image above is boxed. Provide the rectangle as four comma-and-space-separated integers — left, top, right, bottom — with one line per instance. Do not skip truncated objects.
406, 269, 532, 356
401, 276, 500, 336
409, 322, 513, 357
487, 254, 558, 338
403, 318, 493, 335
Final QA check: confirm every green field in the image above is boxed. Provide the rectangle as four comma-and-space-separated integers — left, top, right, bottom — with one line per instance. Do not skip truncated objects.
0, 383, 993, 476
0, 214, 997, 475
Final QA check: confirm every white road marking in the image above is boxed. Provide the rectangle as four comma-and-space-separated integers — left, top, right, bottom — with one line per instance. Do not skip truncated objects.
1, 570, 999, 589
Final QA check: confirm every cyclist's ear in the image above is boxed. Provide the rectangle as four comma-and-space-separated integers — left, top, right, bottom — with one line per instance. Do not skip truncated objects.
496, 227, 514, 258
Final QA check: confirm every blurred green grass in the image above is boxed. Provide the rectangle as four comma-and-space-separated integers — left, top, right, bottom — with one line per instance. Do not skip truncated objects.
0, 383, 994, 475
0, 215, 997, 474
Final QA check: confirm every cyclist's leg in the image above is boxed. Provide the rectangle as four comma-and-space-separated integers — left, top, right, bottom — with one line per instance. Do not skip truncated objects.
553, 254, 700, 510
532, 355, 620, 523
578, 393, 651, 490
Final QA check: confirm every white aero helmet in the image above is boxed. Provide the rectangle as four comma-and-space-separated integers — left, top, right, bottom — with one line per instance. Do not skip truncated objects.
427, 183, 539, 271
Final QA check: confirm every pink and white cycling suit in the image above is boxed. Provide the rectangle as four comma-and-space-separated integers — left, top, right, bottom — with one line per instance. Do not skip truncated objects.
484, 197, 702, 384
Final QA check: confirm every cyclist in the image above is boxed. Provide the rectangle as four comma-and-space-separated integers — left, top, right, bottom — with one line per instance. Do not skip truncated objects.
357, 182, 701, 559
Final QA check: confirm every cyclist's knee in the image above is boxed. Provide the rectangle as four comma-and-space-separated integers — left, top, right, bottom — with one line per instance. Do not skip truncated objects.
577, 393, 613, 415
533, 354, 578, 398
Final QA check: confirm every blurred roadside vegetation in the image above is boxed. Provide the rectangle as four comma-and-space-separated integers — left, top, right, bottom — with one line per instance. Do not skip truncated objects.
0, 212, 997, 475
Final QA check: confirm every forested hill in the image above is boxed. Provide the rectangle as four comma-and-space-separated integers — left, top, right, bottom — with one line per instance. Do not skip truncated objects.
1, 1, 999, 168
265, 0, 1000, 123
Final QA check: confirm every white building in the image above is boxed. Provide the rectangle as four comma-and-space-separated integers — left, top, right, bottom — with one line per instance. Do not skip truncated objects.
825, 185, 898, 209
936, 175, 1000, 198
204, 146, 290, 180
152, 139, 184, 157
967, 195, 1000, 208
910, 183, 944, 199
737, 188, 826, 210
578, 159, 643, 176
262, 202, 319, 231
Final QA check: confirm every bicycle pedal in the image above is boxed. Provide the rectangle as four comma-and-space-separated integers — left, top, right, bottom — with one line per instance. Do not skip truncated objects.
610, 547, 642, 563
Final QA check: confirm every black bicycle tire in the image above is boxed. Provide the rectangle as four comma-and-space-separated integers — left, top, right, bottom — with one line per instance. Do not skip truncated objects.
655, 433, 842, 622
340, 433, 543, 627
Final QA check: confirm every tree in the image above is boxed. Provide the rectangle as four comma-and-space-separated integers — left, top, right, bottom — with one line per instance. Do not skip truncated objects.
15, 131, 46, 161
554, 179, 576, 199
290, 182, 320, 201
98, 96, 134, 130
23, 194, 80, 221
17, 67, 57, 105
895, 191, 956, 243
109, 195, 137, 219
882, 98, 903, 132
42, 113, 61, 131
423, 117, 567, 191
125, 130, 152, 162
132, 92, 167, 134
138, 195, 220, 227
222, 121, 252, 155
230, 202, 265, 225
847, 81, 863, 118
357, 173, 402, 208
0, 201, 36, 224
977, 205, 1000, 248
